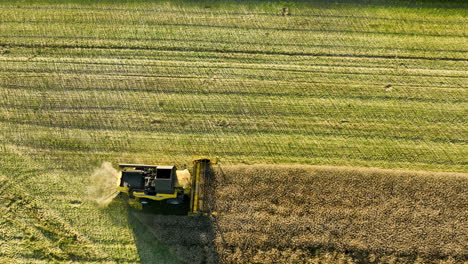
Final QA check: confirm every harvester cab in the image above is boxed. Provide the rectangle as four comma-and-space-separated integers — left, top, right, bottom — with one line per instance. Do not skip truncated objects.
117, 158, 215, 215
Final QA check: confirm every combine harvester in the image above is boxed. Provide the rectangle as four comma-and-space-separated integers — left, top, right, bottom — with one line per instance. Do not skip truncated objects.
117, 158, 215, 216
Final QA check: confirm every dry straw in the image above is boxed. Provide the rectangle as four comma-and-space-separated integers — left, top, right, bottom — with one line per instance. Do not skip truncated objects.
139, 165, 467, 264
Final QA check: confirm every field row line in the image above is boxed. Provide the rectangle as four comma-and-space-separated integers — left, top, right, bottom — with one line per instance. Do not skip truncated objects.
3, 58, 467, 78
7, 106, 467, 130
2, 68, 467, 86
5, 97, 465, 114
6, 45, 466, 69
2, 35, 466, 54
0, 57, 445, 72
3, 72, 465, 90
3, 19, 467, 38
3, 20, 467, 38
2, 88, 465, 110
2, 42, 466, 62
4, 119, 466, 154
3, 130, 465, 167
4, 83, 465, 103
2, 100, 465, 124
4, 116, 468, 151
1, 117, 465, 145
2, 94, 465, 118
3, 5, 467, 24
4, 57, 467, 76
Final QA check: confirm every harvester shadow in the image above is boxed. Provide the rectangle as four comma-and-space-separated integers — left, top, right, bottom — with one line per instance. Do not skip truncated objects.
125, 163, 220, 264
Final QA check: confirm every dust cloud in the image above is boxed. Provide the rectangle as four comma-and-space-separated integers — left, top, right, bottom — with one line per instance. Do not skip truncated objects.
176, 169, 191, 189
87, 162, 120, 207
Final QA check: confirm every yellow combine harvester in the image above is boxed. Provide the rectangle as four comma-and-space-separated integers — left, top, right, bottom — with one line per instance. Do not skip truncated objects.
117, 158, 214, 215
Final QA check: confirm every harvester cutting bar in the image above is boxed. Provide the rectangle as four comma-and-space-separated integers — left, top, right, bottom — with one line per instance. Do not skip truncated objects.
190, 158, 211, 215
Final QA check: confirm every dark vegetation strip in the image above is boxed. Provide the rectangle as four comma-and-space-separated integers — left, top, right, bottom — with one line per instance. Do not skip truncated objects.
3, 43, 466, 61
2, 19, 468, 39
4, 58, 468, 78
3, 60, 468, 79
2, 20, 467, 38
2, 35, 467, 54
1, 117, 465, 145
6, 138, 465, 166
6, 101, 466, 118
3, 72, 465, 90
3, 5, 467, 24
2, 68, 467, 86
3, 84, 467, 104
7, 46, 465, 71
0, 58, 420, 71
1, 101, 465, 124
2, 104, 466, 129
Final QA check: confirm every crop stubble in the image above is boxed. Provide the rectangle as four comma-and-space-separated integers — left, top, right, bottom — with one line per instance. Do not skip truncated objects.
137, 165, 468, 263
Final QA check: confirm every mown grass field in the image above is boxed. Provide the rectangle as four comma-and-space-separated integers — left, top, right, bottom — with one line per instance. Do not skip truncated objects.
0, 0, 467, 263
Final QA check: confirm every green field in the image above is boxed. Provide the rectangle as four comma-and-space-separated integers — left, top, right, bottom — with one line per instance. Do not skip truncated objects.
0, 0, 467, 263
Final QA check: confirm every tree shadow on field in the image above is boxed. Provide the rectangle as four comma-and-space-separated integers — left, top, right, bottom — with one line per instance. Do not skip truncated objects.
121, 165, 220, 264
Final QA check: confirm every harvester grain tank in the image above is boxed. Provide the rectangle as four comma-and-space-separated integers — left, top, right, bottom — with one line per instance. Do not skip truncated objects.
117, 158, 214, 215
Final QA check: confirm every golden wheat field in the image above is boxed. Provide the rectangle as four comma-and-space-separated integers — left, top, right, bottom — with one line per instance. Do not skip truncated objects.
131, 165, 468, 264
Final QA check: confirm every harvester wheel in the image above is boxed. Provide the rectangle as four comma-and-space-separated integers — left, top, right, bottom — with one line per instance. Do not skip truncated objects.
139, 198, 151, 205
166, 193, 184, 205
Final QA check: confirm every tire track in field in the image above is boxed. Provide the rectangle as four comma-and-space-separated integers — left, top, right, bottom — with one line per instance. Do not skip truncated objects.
2, 35, 467, 54
4, 45, 466, 70
2, 73, 465, 95
3, 5, 467, 24
3, 57, 467, 79
3, 61, 467, 79
1, 92, 466, 126
3, 83, 466, 103
2, 71, 465, 89
1, 116, 465, 145
2, 68, 466, 86
4, 131, 465, 167
2, 20, 466, 38
2, 42, 466, 61
0, 63, 466, 85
